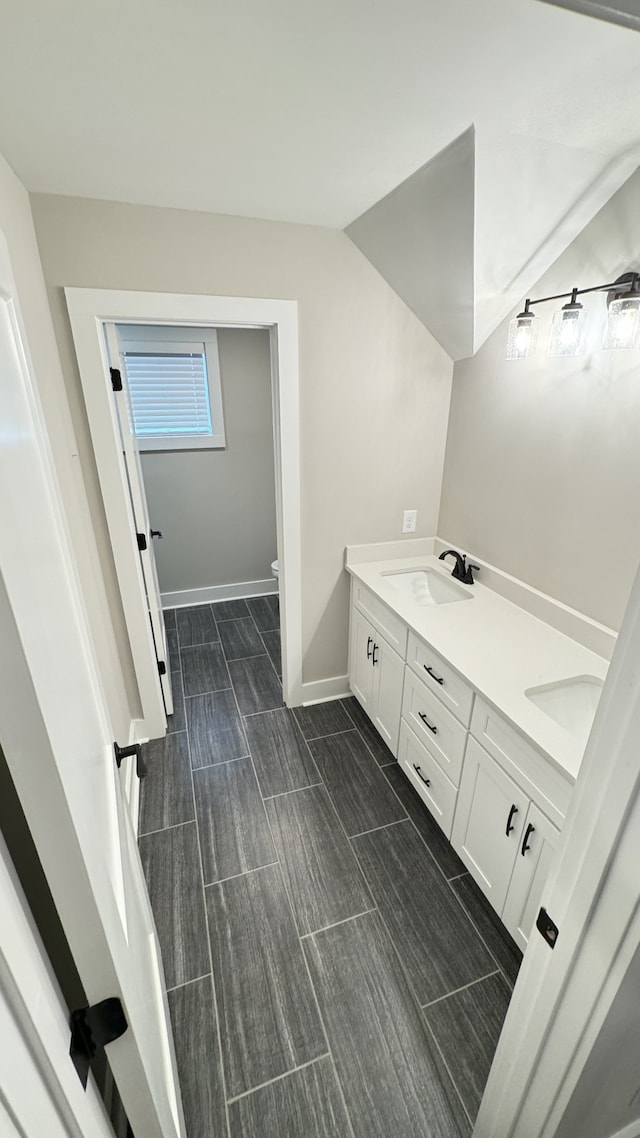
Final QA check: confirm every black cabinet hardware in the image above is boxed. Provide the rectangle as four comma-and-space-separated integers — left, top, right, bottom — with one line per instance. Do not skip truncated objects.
413, 764, 431, 787
372, 643, 379, 666
424, 665, 444, 685
366, 636, 373, 660
536, 907, 559, 949
521, 823, 535, 855
70, 997, 128, 1088
418, 711, 438, 734
114, 742, 147, 780
505, 803, 519, 836
150, 529, 163, 539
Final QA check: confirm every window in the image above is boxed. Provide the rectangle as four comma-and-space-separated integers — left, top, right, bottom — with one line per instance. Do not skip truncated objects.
117, 325, 225, 450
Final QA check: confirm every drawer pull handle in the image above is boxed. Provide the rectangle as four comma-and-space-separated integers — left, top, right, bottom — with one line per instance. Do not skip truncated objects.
418, 711, 438, 734
521, 823, 535, 856
372, 643, 379, 666
366, 636, 373, 660
413, 763, 431, 788
424, 665, 444, 686
506, 804, 519, 836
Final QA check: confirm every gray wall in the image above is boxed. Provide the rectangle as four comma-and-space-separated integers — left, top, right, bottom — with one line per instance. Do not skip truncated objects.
139, 328, 277, 595
439, 166, 640, 632
31, 192, 453, 693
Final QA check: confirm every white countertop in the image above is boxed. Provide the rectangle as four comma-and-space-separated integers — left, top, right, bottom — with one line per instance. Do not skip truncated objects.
347, 553, 609, 782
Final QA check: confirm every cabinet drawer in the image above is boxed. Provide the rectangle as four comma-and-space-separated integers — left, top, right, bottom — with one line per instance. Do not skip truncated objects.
352, 581, 408, 658
470, 697, 571, 829
406, 631, 474, 726
397, 721, 457, 839
402, 669, 467, 786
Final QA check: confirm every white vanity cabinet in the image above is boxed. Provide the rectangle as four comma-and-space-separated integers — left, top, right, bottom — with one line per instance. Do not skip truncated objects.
348, 604, 405, 753
347, 570, 575, 950
452, 726, 563, 950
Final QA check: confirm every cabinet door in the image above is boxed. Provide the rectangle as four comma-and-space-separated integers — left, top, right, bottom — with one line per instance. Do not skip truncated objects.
502, 802, 561, 952
349, 607, 375, 712
452, 736, 526, 914
371, 637, 404, 755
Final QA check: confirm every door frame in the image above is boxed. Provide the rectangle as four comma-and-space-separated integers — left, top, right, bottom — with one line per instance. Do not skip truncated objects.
65, 288, 303, 737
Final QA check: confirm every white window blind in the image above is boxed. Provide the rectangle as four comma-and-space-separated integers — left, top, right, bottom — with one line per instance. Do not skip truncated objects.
124, 350, 212, 439
117, 328, 226, 451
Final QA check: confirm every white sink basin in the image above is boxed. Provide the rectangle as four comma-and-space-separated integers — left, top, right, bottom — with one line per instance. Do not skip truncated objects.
525, 675, 604, 746
382, 569, 472, 606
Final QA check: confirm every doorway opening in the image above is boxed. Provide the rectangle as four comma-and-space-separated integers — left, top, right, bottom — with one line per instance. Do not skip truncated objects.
66, 289, 302, 745
115, 319, 283, 721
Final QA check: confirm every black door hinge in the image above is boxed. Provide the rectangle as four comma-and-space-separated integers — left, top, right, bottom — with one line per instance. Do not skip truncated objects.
536, 907, 559, 949
136, 532, 147, 552
70, 997, 128, 1089
114, 741, 147, 780
110, 367, 123, 392
158, 660, 167, 676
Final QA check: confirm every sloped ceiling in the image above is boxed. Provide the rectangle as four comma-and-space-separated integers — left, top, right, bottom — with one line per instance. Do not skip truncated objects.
346, 130, 475, 361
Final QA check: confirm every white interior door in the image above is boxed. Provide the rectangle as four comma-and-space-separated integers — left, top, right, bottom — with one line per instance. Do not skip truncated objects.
0, 235, 185, 1138
103, 323, 173, 715
0, 831, 114, 1138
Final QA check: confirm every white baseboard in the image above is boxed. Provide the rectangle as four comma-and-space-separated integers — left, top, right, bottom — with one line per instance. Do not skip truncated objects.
161, 578, 278, 609
301, 675, 350, 706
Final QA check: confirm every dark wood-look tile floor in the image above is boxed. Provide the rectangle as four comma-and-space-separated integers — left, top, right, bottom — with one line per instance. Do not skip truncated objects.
140, 608, 516, 1137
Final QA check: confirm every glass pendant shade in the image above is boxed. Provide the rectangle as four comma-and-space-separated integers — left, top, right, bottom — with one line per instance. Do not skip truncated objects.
506, 312, 537, 359
548, 303, 589, 357
603, 296, 640, 350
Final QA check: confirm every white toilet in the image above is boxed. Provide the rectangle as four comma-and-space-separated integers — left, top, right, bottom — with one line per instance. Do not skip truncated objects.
271, 559, 279, 586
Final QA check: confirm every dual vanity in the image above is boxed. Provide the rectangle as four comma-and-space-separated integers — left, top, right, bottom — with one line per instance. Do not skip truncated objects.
346, 540, 610, 951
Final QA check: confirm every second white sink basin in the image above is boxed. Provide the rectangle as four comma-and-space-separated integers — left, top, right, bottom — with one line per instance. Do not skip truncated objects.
525, 675, 603, 746
382, 569, 472, 606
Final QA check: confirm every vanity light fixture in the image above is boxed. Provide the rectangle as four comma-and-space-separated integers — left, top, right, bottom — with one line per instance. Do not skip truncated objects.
506, 271, 640, 360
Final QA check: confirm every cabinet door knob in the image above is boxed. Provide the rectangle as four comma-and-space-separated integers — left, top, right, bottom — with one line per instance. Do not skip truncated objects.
413, 763, 431, 788
521, 823, 535, 856
372, 644, 379, 666
424, 665, 444, 686
366, 636, 373, 659
506, 804, 519, 836
418, 711, 438, 734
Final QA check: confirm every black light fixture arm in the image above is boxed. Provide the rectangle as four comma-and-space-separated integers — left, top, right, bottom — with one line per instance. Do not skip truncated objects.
521, 272, 640, 315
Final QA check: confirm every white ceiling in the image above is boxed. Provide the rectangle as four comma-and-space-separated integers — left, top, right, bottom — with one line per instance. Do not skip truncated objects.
0, 0, 639, 350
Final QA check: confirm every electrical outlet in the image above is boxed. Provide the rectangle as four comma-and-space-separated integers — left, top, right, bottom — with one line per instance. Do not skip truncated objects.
402, 509, 417, 534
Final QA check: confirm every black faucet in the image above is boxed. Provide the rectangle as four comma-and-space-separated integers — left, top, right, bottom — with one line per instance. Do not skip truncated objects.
438, 549, 479, 585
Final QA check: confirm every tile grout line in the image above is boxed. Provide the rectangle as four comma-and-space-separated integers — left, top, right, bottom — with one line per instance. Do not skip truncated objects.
204, 862, 280, 890
347, 817, 409, 840
422, 1012, 475, 1130
339, 697, 395, 767
177, 631, 233, 1138
225, 1053, 332, 1106
446, 881, 518, 991
420, 968, 502, 1010
166, 972, 212, 994
299, 908, 379, 940
139, 818, 195, 840
192, 755, 250, 773
262, 782, 324, 802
